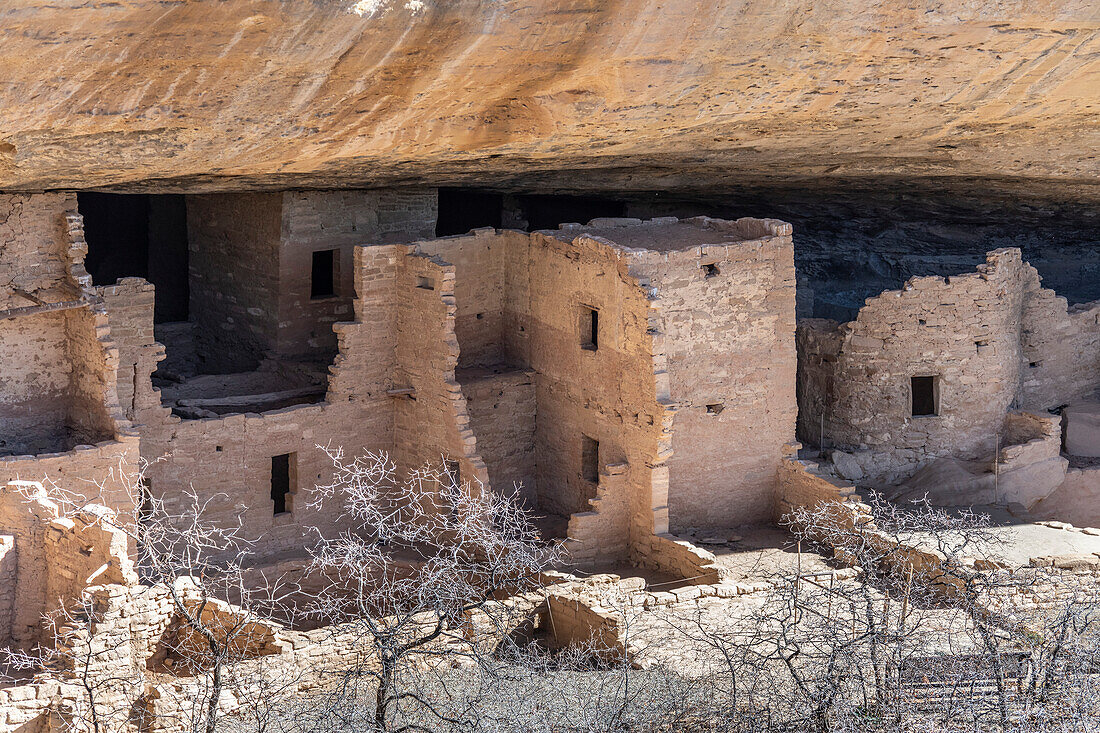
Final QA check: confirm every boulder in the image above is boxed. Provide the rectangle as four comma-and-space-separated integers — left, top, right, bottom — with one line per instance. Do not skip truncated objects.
1065, 402, 1100, 457
830, 450, 864, 481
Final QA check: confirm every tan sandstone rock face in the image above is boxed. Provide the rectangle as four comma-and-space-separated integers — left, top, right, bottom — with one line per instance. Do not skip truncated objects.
0, 0, 1097, 192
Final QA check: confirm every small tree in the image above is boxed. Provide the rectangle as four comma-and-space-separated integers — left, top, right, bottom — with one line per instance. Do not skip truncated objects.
1, 466, 298, 733
303, 448, 561, 732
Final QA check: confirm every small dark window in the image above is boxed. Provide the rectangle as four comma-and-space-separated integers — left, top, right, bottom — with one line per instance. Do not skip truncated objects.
417, 276, 435, 290
311, 250, 337, 299
581, 307, 599, 351
1029, 361, 1042, 369
215, 445, 223, 452
702, 262, 720, 278
271, 453, 296, 515
911, 376, 938, 417
581, 436, 599, 483
706, 403, 725, 415
918, 319, 926, 326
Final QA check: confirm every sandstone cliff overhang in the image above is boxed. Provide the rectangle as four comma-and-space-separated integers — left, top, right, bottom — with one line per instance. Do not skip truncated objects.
0, 0, 1096, 193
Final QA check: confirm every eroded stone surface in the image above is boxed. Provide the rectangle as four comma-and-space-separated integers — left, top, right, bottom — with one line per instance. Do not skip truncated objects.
0, 0, 1096, 191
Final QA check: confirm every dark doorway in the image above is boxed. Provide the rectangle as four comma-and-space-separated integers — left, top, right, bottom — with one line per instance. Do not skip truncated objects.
270, 453, 296, 515
581, 435, 600, 484
436, 189, 503, 236
310, 249, 337, 299
911, 375, 939, 417
78, 193, 190, 323
520, 194, 626, 231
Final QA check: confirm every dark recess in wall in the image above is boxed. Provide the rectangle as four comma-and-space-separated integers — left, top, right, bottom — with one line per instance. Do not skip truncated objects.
436, 189, 503, 236
79, 193, 190, 323
520, 194, 625, 231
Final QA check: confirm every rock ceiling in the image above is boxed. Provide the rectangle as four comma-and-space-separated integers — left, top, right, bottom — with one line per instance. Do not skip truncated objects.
0, 0, 1097, 195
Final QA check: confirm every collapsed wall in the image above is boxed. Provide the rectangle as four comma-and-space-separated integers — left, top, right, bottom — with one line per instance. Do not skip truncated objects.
0, 194, 127, 459
797, 248, 1100, 488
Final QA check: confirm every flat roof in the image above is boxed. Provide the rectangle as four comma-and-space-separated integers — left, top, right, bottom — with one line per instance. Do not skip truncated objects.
542, 216, 783, 253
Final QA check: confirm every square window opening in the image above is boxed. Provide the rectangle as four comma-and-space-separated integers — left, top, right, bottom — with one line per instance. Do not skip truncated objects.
417, 276, 436, 291
911, 376, 939, 417
702, 262, 720, 278
581, 435, 600, 483
271, 453, 297, 515
706, 403, 725, 415
581, 306, 599, 351
311, 249, 337, 300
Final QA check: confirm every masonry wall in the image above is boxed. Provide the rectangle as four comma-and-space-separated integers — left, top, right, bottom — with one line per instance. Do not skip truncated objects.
187, 193, 283, 373
276, 189, 437, 362
415, 229, 663, 560
1019, 278, 1100, 412
133, 244, 400, 561
0, 535, 14, 648
416, 229, 512, 369
0, 193, 75, 307
392, 251, 488, 490
797, 249, 1035, 484
461, 370, 537, 504
524, 232, 661, 556
628, 220, 797, 529
0, 481, 132, 650
98, 278, 167, 424
0, 193, 120, 457
0, 312, 75, 454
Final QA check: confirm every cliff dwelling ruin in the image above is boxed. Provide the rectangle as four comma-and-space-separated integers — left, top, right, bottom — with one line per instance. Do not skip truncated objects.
1, 0, 1098, 728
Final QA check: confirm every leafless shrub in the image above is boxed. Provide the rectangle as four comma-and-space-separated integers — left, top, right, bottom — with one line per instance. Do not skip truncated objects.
299, 447, 563, 732
0, 463, 301, 733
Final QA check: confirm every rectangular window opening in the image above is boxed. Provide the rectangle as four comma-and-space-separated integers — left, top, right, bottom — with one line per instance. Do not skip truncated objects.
911, 376, 939, 417
706, 403, 725, 415
443, 459, 461, 488
271, 453, 296, 515
311, 249, 337, 300
417, 275, 436, 291
581, 306, 599, 351
581, 435, 599, 483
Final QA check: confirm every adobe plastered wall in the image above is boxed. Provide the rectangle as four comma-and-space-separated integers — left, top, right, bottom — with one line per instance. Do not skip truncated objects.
392, 250, 488, 489
186, 193, 283, 372
625, 218, 798, 529
415, 228, 664, 559
796, 248, 1100, 486
277, 189, 437, 361
415, 230, 531, 500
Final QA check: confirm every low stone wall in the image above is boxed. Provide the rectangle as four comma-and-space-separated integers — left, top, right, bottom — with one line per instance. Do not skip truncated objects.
775, 457, 859, 519
631, 532, 723, 585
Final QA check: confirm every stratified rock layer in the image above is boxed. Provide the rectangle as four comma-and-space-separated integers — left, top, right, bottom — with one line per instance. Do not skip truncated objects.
0, 0, 1097, 192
